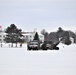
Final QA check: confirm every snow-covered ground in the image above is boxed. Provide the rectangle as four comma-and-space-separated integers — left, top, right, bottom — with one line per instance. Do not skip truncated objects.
0, 43, 76, 75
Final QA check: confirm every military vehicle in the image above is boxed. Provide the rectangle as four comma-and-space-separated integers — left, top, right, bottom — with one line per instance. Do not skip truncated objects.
41, 41, 59, 50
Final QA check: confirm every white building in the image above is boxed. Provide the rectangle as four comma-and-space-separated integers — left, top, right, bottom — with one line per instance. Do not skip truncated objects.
22, 31, 44, 42
0, 26, 6, 43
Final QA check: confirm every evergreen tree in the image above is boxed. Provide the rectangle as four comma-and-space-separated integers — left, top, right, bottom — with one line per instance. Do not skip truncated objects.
34, 32, 39, 41
5, 24, 23, 47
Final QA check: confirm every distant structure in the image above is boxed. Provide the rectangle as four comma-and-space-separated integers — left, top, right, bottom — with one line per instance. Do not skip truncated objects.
22, 30, 44, 42
0, 26, 6, 43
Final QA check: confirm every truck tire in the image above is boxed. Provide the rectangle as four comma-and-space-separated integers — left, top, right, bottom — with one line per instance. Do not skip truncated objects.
54, 47, 59, 50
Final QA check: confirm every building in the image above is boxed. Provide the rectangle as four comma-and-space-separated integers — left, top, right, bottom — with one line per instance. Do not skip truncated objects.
22, 31, 44, 42
0, 31, 5, 43
0, 26, 6, 43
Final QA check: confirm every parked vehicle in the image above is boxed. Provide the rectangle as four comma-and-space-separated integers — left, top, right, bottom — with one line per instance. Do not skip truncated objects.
27, 40, 40, 50
41, 41, 59, 50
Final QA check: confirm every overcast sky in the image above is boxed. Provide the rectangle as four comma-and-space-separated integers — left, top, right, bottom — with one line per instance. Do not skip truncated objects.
0, 0, 76, 32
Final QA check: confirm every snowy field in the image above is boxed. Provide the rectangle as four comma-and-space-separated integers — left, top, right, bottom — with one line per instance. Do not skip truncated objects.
0, 43, 76, 75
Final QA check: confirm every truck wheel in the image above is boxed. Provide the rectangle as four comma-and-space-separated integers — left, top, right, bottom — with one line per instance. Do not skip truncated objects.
42, 48, 47, 50
28, 47, 31, 50
54, 47, 59, 50
36, 48, 38, 50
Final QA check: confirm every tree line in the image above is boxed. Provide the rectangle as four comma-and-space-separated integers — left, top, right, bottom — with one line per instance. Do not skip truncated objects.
41, 27, 76, 45
4, 24, 76, 47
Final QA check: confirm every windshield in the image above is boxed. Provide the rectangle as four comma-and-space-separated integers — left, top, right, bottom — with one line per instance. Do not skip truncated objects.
30, 42, 38, 45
